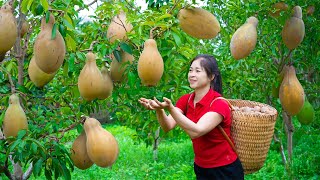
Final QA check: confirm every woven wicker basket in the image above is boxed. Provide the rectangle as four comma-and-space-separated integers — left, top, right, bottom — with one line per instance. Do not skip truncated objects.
227, 99, 278, 174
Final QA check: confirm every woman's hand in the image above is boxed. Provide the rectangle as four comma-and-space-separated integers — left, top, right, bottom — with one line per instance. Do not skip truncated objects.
153, 97, 175, 111
138, 97, 164, 110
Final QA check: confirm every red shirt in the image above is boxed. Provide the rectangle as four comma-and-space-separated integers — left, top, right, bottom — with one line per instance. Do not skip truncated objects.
176, 88, 238, 168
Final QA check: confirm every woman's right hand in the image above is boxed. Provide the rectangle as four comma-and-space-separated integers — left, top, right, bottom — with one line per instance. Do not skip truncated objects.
138, 97, 162, 110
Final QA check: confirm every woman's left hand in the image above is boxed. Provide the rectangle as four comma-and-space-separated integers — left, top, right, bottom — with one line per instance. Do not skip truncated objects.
153, 97, 175, 111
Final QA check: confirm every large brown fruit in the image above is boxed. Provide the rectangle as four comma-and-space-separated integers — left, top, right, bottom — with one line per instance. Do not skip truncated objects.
107, 11, 133, 43
110, 49, 134, 82
279, 65, 305, 115
70, 131, 94, 170
34, 14, 66, 73
84, 117, 119, 168
269, 2, 288, 17
98, 66, 113, 99
178, 7, 220, 39
137, 39, 164, 86
282, 6, 305, 50
3, 94, 28, 138
0, 3, 17, 58
78, 52, 104, 101
230, 17, 258, 60
28, 56, 56, 88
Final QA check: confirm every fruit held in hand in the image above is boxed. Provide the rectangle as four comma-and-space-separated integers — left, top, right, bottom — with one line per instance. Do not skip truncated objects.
230, 17, 258, 60
3, 94, 28, 138
178, 7, 220, 39
84, 117, 119, 167
137, 39, 164, 86
71, 131, 94, 170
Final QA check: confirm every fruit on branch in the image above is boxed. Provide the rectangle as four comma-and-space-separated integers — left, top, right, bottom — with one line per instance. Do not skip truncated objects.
230, 16, 258, 60
0, 2, 17, 61
20, 18, 29, 37
71, 131, 94, 170
84, 117, 119, 168
297, 99, 315, 125
178, 7, 220, 39
98, 66, 113, 99
34, 14, 66, 73
269, 2, 288, 17
107, 11, 133, 43
3, 94, 28, 138
279, 65, 305, 115
28, 56, 56, 88
110, 49, 134, 82
137, 39, 163, 86
282, 6, 305, 50
78, 52, 104, 101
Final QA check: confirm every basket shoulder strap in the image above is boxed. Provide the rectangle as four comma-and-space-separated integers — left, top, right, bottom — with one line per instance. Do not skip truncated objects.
210, 97, 238, 155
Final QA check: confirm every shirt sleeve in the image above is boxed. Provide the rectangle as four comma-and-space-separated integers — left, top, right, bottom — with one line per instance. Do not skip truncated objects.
210, 99, 231, 121
175, 94, 190, 114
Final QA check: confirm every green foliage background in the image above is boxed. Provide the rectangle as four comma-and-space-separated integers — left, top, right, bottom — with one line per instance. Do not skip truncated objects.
0, 0, 319, 179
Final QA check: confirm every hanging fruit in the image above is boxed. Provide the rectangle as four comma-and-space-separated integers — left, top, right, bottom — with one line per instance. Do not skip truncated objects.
279, 65, 305, 115
71, 131, 94, 170
20, 18, 29, 37
3, 94, 28, 138
110, 49, 134, 82
137, 38, 164, 86
78, 52, 104, 101
0, 2, 17, 61
282, 6, 305, 50
178, 7, 220, 39
107, 11, 133, 43
230, 16, 258, 60
297, 98, 315, 125
84, 117, 119, 168
28, 56, 56, 88
34, 14, 66, 73
269, 2, 288, 17
98, 66, 113, 99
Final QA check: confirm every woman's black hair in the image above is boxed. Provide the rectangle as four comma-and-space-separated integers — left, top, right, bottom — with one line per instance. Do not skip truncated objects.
190, 54, 223, 95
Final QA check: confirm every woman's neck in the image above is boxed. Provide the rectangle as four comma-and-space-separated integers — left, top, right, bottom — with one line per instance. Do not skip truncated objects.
194, 85, 211, 103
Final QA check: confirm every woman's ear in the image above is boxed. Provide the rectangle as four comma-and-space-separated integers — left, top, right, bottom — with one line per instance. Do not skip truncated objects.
210, 75, 215, 81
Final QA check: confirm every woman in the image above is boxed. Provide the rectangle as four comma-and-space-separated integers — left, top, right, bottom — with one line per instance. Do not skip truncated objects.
138, 54, 244, 180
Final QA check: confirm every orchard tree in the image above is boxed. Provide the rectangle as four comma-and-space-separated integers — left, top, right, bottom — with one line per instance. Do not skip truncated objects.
0, 0, 319, 179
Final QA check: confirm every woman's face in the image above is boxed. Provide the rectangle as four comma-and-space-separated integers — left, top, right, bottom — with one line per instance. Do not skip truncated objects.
188, 58, 212, 89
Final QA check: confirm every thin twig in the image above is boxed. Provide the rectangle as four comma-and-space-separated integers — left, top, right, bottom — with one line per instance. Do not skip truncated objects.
76, 0, 98, 12
22, 163, 33, 180
168, 0, 181, 14
1, 67, 15, 93
80, 41, 98, 52
273, 133, 287, 165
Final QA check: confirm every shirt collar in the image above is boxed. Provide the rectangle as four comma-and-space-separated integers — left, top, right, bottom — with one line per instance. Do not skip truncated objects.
189, 89, 222, 107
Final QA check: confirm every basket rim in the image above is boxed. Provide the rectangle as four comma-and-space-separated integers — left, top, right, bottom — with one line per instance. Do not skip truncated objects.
227, 99, 278, 116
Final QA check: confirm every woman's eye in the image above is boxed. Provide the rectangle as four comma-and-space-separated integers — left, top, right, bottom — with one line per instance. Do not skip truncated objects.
196, 70, 201, 73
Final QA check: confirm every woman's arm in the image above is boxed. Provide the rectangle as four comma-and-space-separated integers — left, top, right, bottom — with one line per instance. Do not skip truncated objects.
155, 97, 223, 139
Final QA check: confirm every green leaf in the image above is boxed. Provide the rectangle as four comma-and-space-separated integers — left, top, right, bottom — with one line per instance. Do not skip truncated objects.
120, 42, 133, 54
58, 24, 66, 37
65, 35, 77, 51
40, 0, 49, 11
68, 54, 75, 73
27, 0, 34, 11
17, 84, 29, 93
21, 0, 30, 14
171, 31, 182, 47
31, 142, 37, 153
45, 11, 50, 23
17, 129, 27, 139
51, 23, 57, 40
155, 13, 172, 21
33, 158, 43, 176
113, 49, 121, 62
35, 4, 44, 15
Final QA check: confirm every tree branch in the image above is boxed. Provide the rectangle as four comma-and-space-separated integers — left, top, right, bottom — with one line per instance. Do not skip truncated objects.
80, 41, 98, 52
76, 0, 98, 12
273, 133, 287, 165
168, 0, 181, 14
22, 163, 33, 180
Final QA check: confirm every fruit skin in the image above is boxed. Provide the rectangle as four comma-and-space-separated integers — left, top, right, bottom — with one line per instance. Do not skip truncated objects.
34, 14, 66, 74
269, 2, 288, 17
78, 52, 104, 101
98, 66, 113, 99
297, 99, 315, 125
3, 94, 28, 138
279, 65, 305, 115
70, 131, 94, 170
282, 6, 305, 50
20, 18, 29, 37
230, 17, 258, 60
110, 49, 134, 82
28, 56, 56, 88
178, 7, 220, 39
107, 11, 133, 43
0, 3, 17, 59
84, 117, 119, 168
137, 39, 164, 86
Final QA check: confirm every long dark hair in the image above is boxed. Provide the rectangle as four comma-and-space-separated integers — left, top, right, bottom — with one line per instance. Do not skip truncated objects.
190, 54, 223, 95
